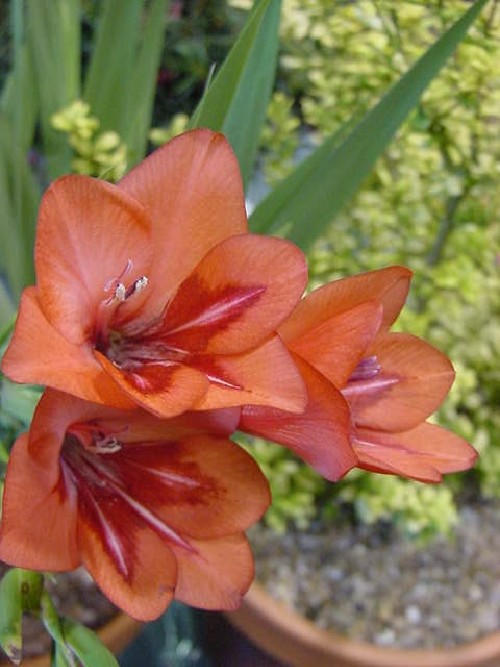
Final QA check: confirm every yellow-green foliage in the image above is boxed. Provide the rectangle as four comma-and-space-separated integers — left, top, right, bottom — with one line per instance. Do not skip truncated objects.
242, 438, 327, 533
338, 471, 459, 542
259, 92, 300, 185
252, 0, 500, 536
149, 113, 190, 147
51, 101, 128, 182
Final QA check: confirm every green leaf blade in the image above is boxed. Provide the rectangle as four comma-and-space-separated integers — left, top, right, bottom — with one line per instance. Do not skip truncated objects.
83, 0, 144, 133
26, 0, 81, 178
249, 0, 488, 247
84, 0, 169, 166
125, 0, 170, 165
190, 0, 281, 185
61, 619, 118, 667
0, 569, 44, 665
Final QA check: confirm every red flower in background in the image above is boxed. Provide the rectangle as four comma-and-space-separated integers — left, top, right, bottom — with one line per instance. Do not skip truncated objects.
2, 129, 307, 419
0, 390, 269, 620
240, 267, 477, 483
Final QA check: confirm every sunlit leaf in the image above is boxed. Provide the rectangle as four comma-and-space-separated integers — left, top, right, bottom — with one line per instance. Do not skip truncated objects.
249, 0, 488, 247
84, 0, 169, 165
190, 0, 281, 185
0, 112, 39, 300
26, 0, 81, 178
0, 569, 44, 665
61, 619, 118, 667
41, 592, 75, 666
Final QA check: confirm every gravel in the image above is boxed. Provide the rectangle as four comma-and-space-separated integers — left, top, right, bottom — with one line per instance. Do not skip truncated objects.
250, 500, 500, 649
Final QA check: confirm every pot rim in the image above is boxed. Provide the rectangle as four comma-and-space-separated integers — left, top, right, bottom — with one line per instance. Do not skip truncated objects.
226, 582, 500, 667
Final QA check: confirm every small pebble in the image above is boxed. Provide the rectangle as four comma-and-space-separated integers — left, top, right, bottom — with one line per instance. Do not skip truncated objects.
405, 605, 422, 624
251, 500, 500, 649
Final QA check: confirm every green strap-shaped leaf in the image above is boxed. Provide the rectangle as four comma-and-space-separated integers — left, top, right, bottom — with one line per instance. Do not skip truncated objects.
190, 0, 281, 185
0, 111, 39, 300
1, 378, 42, 426
0, 47, 38, 152
41, 592, 76, 667
249, 0, 488, 247
0, 5, 40, 306
0, 284, 15, 332
26, 0, 81, 179
60, 619, 119, 667
0, 569, 44, 665
125, 0, 170, 166
41, 593, 118, 667
83, 0, 143, 133
84, 0, 169, 164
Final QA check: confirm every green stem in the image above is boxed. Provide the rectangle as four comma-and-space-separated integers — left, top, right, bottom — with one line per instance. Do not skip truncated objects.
426, 191, 465, 267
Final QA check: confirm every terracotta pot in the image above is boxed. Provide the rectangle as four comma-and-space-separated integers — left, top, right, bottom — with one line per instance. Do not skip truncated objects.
227, 582, 500, 667
0, 613, 142, 667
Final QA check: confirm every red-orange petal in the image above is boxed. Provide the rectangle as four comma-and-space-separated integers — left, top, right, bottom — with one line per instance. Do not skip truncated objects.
280, 266, 412, 345
0, 433, 79, 571
78, 515, 177, 621
161, 234, 307, 355
1, 288, 135, 409
36, 388, 240, 443
240, 355, 356, 481
172, 533, 255, 610
95, 351, 209, 418
193, 336, 307, 414
129, 434, 270, 540
346, 332, 455, 432
118, 129, 248, 312
35, 175, 152, 345
353, 421, 477, 483
120, 406, 242, 440
288, 300, 383, 388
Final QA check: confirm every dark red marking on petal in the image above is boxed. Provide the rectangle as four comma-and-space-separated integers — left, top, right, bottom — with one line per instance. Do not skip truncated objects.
61, 433, 218, 582
152, 276, 266, 353
125, 362, 181, 394
189, 356, 242, 391
112, 443, 220, 509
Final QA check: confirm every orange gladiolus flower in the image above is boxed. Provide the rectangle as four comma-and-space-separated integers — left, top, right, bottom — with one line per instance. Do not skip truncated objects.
2, 129, 307, 418
0, 390, 270, 621
241, 267, 477, 483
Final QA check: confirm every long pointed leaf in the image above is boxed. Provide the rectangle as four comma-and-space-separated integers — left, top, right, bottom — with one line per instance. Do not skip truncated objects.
61, 619, 118, 667
190, 0, 281, 185
84, 0, 168, 165
0, 570, 44, 665
27, 0, 81, 178
2, 4, 38, 152
249, 0, 488, 247
0, 111, 39, 298
125, 0, 170, 165
84, 0, 144, 134
0, 281, 16, 330
41, 592, 75, 666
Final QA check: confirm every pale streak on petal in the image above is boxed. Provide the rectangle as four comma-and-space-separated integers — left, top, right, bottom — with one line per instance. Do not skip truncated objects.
164, 287, 266, 337
87, 492, 130, 577
125, 459, 201, 489
342, 375, 399, 398
111, 483, 195, 553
